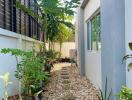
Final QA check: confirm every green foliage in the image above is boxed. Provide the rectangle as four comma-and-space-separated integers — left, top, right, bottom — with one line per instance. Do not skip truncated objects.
1, 48, 32, 57
118, 44, 132, 100
42, 0, 79, 42
1, 48, 50, 95
98, 78, 112, 100
45, 50, 59, 60
117, 86, 132, 100
15, 0, 79, 50
16, 0, 42, 19
41, 50, 59, 72
91, 14, 101, 50
55, 24, 74, 43
123, 42, 132, 71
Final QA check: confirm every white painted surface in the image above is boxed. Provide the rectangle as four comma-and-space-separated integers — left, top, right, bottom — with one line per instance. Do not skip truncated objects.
46, 42, 75, 58
125, 0, 132, 88
84, 0, 102, 88
85, 51, 102, 88
83, 0, 102, 88
84, 0, 100, 21
0, 28, 42, 99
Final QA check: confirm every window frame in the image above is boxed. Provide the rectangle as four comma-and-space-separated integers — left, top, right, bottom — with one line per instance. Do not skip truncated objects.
86, 9, 101, 51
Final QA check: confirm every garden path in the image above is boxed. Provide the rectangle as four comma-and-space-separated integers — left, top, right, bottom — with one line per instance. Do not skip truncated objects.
42, 63, 99, 100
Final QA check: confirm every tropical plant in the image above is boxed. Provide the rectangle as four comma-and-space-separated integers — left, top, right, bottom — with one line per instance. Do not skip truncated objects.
98, 78, 112, 100
123, 42, 132, 71
54, 24, 74, 56
117, 86, 132, 100
0, 72, 12, 100
15, 0, 79, 51
117, 42, 132, 100
1, 48, 50, 96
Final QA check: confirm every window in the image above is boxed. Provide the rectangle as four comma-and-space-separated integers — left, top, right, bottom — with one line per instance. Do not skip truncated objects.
87, 13, 101, 51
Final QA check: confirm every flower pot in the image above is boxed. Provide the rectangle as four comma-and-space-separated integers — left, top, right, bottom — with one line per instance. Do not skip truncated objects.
8, 94, 19, 100
24, 96, 35, 100
8, 94, 35, 100
129, 42, 132, 50
21, 94, 35, 100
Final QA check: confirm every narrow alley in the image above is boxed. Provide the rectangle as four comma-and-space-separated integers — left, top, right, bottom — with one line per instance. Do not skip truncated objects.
43, 63, 99, 100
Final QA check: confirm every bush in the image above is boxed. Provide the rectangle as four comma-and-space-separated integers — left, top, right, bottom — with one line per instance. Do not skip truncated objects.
1, 48, 50, 95
117, 86, 132, 100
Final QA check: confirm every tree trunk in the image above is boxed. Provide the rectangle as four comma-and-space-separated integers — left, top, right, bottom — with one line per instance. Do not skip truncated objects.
59, 42, 62, 58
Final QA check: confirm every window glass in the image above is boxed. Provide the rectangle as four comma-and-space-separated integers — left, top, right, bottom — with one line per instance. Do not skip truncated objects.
87, 13, 101, 51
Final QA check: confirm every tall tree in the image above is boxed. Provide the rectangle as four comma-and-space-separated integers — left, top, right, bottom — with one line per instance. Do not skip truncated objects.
16, 0, 80, 50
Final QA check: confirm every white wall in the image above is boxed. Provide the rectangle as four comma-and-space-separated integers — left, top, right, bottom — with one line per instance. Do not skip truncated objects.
0, 28, 42, 99
83, 0, 102, 88
46, 42, 75, 58
125, 0, 132, 88
54, 42, 75, 58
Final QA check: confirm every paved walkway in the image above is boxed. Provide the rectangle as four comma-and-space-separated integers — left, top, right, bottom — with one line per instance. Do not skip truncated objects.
42, 63, 99, 100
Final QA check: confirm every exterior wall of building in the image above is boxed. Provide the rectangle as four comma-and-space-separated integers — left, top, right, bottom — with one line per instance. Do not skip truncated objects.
84, 0, 101, 88
76, 0, 102, 87
77, 0, 132, 99
76, 7, 85, 75
101, 0, 126, 99
125, 0, 132, 88
0, 28, 42, 99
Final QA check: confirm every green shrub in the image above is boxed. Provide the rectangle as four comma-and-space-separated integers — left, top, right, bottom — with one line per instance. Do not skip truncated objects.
1, 48, 50, 95
117, 86, 132, 100
45, 50, 60, 60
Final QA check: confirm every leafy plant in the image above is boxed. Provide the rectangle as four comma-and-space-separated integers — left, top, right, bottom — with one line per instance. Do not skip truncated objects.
117, 86, 132, 100
123, 42, 132, 71
98, 78, 112, 100
15, 0, 80, 51
54, 24, 74, 55
37, 49, 59, 72
45, 50, 59, 60
1, 48, 50, 96
0, 72, 12, 100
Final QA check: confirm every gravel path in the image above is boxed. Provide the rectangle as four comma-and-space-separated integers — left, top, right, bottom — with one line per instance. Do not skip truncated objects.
42, 63, 99, 100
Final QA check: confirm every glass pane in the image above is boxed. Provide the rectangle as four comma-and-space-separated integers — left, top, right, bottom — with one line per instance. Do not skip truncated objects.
90, 13, 101, 50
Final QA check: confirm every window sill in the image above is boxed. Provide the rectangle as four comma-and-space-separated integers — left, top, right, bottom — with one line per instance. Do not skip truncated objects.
87, 50, 101, 53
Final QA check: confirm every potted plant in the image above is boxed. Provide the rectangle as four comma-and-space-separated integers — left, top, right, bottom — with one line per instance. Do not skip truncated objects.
123, 42, 132, 71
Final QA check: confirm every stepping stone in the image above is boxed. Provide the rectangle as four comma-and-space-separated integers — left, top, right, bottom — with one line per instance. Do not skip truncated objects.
61, 72, 69, 76
61, 69, 68, 72
61, 70, 68, 73
62, 67, 67, 69
62, 80, 71, 84
62, 94, 76, 100
62, 67, 68, 70
63, 84, 70, 90
61, 75, 69, 79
